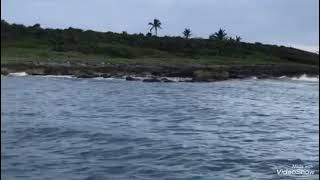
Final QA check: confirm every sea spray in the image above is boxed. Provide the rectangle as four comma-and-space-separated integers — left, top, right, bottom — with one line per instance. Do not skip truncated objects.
8, 72, 28, 77
291, 74, 319, 82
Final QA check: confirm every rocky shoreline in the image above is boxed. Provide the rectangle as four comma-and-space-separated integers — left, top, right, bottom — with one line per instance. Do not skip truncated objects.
1, 63, 319, 82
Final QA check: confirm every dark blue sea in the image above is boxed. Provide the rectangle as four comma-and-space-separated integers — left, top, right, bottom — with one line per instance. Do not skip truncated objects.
1, 75, 319, 180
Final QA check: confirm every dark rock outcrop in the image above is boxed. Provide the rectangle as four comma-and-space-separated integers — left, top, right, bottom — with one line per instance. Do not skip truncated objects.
143, 78, 161, 82
101, 74, 111, 78
75, 74, 97, 78
1, 68, 9, 75
1, 63, 318, 82
193, 70, 230, 82
160, 78, 174, 82
126, 76, 139, 81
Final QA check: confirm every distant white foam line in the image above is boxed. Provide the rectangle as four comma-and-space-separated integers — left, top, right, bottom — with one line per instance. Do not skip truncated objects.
43, 75, 74, 79
163, 77, 192, 82
92, 77, 105, 80
93, 77, 116, 80
127, 76, 192, 82
291, 74, 319, 82
235, 76, 258, 81
8, 72, 28, 77
93, 77, 125, 81
33, 75, 75, 79
129, 76, 147, 80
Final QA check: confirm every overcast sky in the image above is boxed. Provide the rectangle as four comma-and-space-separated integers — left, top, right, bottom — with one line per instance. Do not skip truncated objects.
1, 0, 319, 52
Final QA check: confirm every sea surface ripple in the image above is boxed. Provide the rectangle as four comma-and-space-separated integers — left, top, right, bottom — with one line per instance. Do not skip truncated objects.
1, 76, 319, 180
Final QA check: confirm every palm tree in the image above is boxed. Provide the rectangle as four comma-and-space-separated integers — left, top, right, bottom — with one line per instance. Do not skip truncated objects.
148, 19, 162, 36
209, 28, 227, 40
235, 36, 242, 42
183, 28, 192, 39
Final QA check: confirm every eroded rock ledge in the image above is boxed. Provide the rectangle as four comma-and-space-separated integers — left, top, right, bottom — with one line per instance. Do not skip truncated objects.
1, 63, 318, 82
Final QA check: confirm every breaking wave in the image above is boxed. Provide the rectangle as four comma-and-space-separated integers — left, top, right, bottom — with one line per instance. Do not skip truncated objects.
8, 72, 28, 77
39, 75, 75, 79
291, 74, 319, 82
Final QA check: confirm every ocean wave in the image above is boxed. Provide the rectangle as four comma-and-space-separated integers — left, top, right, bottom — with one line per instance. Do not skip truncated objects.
8, 72, 28, 77
291, 74, 319, 82
162, 77, 193, 82
127, 76, 192, 82
92, 77, 105, 80
92, 77, 122, 80
39, 75, 75, 79
279, 76, 287, 79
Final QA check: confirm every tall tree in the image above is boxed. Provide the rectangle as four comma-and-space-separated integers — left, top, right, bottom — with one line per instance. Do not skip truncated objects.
183, 28, 192, 39
209, 28, 227, 40
148, 19, 162, 36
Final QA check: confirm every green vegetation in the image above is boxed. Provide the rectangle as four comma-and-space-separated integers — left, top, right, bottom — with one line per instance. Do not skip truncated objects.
1, 19, 318, 67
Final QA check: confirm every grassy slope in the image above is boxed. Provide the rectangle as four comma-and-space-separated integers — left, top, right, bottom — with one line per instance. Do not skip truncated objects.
1, 41, 303, 67
1, 22, 318, 67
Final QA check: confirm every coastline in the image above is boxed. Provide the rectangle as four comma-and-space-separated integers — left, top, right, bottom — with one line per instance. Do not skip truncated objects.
1, 63, 318, 82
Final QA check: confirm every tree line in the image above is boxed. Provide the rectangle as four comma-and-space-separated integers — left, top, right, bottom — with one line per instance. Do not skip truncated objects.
148, 18, 241, 42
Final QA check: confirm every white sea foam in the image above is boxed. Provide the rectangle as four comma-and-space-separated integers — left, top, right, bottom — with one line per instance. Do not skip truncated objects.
8, 72, 28, 77
92, 77, 126, 81
33, 75, 75, 79
42, 75, 74, 79
128, 76, 147, 80
92, 77, 105, 80
93, 77, 119, 80
162, 77, 192, 82
279, 76, 287, 79
291, 74, 319, 82
127, 76, 192, 82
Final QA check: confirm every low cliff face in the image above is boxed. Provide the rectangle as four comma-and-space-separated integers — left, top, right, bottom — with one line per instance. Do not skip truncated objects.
1, 63, 318, 82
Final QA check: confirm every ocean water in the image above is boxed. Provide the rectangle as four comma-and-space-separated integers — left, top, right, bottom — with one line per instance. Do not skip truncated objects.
1, 75, 319, 180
